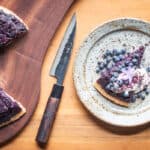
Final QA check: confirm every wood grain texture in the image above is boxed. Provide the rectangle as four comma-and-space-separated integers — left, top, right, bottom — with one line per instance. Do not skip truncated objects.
1, 0, 150, 149
0, 0, 74, 145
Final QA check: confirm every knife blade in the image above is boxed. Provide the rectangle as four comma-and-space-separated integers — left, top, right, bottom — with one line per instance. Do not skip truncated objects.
36, 14, 76, 146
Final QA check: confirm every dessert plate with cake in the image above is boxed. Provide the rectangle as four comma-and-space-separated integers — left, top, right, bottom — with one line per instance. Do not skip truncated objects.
73, 18, 150, 127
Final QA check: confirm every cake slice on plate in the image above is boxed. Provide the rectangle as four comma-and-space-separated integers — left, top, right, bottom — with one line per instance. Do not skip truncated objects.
94, 46, 150, 107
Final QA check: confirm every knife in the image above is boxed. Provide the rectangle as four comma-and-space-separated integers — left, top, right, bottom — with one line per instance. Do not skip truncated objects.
36, 14, 76, 146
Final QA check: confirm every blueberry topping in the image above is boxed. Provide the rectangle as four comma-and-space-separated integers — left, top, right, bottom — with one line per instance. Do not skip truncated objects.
119, 54, 124, 61
122, 91, 129, 97
96, 46, 147, 103
134, 53, 139, 59
105, 84, 111, 90
132, 58, 138, 64
113, 49, 117, 55
137, 92, 141, 98
113, 72, 119, 77
98, 61, 101, 65
140, 93, 145, 100
106, 56, 111, 63
121, 49, 126, 54
110, 76, 116, 82
146, 66, 150, 72
118, 80, 123, 86
116, 49, 121, 55
96, 69, 100, 74
99, 62, 105, 70
123, 79, 129, 85
129, 62, 134, 67
105, 49, 111, 56
113, 56, 120, 62
131, 95, 137, 102
145, 88, 149, 95
125, 61, 129, 66
107, 63, 113, 69
113, 83, 119, 90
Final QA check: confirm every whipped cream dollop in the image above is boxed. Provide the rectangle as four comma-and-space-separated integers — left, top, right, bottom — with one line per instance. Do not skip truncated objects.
113, 67, 150, 93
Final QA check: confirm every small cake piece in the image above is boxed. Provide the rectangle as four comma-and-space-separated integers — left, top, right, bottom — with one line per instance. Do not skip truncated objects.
0, 6, 28, 48
94, 46, 149, 107
0, 88, 26, 128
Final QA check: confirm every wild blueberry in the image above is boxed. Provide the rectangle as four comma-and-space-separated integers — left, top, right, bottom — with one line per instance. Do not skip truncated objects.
127, 52, 130, 56
121, 49, 126, 54
118, 80, 123, 86
99, 62, 105, 70
103, 60, 107, 67
137, 92, 141, 98
113, 72, 119, 77
105, 49, 111, 56
134, 53, 139, 59
116, 49, 121, 55
103, 54, 107, 58
131, 95, 137, 102
105, 84, 111, 90
97, 61, 101, 65
122, 63, 125, 67
113, 49, 117, 55
145, 88, 149, 95
140, 93, 145, 100
146, 66, 150, 72
119, 54, 124, 60
113, 56, 120, 62
122, 91, 129, 97
124, 79, 129, 85
107, 63, 113, 69
125, 61, 129, 66
129, 62, 134, 67
109, 82, 113, 87
113, 83, 119, 90
96, 69, 100, 74
116, 67, 122, 73
132, 58, 138, 64
106, 56, 111, 63
110, 76, 116, 82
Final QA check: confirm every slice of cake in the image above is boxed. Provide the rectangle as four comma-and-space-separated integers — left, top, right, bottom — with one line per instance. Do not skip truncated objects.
0, 6, 28, 48
94, 46, 150, 107
0, 88, 26, 128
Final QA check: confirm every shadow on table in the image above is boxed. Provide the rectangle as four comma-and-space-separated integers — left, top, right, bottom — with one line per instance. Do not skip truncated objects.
78, 97, 150, 135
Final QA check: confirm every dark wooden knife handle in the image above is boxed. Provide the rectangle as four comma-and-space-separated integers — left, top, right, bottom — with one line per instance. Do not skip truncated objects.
36, 84, 64, 146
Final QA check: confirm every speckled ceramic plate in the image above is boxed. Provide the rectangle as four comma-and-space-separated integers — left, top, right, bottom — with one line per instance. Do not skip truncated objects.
73, 18, 150, 127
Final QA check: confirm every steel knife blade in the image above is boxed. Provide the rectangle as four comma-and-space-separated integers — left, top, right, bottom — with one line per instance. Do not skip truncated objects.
50, 13, 76, 85
36, 14, 76, 146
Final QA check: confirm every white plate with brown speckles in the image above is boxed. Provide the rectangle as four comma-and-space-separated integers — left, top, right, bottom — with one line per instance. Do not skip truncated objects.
73, 18, 150, 127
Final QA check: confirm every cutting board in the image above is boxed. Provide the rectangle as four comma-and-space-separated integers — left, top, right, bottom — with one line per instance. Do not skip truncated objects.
0, 0, 74, 145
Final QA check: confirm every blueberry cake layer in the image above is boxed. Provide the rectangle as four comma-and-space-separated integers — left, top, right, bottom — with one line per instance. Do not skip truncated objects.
95, 46, 150, 107
0, 6, 28, 48
0, 88, 26, 128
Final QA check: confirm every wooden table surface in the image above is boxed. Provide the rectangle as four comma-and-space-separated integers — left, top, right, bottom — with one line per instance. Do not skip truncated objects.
2, 0, 150, 149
